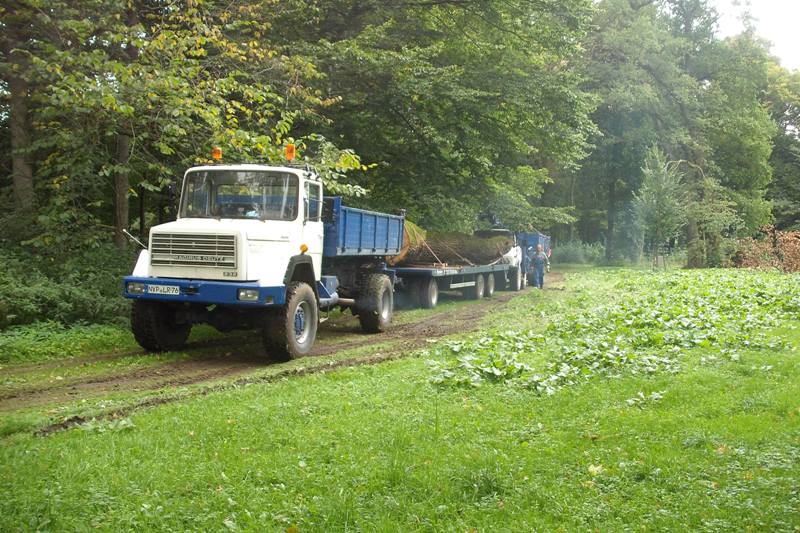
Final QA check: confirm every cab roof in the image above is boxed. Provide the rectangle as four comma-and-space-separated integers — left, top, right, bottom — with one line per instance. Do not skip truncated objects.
185, 164, 317, 177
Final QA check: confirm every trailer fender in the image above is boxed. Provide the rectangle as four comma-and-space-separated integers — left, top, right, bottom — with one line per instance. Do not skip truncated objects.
284, 255, 318, 298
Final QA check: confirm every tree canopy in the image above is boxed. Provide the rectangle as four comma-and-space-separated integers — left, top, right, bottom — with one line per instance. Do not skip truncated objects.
2, 0, 798, 266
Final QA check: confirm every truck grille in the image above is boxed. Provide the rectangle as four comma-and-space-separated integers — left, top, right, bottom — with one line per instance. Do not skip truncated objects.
150, 233, 237, 268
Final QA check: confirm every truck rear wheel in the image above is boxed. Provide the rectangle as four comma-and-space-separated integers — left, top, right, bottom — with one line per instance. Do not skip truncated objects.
263, 282, 318, 361
131, 300, 191, 352
357, 274, 394, 333
418, 277, 439, 309
484, 273, 495, 297
465, 274, 484, 300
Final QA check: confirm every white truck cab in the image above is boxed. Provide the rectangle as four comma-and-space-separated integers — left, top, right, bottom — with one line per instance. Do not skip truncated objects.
132, 164, 323, 286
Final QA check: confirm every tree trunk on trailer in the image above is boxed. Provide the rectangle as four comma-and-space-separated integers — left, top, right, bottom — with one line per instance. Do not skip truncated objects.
388, 221, 515, 267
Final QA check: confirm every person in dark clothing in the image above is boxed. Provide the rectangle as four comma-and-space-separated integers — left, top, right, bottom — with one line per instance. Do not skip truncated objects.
530, 243, 550, 289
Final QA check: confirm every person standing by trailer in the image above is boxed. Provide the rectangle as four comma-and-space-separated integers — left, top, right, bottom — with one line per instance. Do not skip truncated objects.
530, 243, 550, 289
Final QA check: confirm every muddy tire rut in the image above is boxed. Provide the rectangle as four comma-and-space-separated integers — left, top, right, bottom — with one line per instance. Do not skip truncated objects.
1, 292, 520, 415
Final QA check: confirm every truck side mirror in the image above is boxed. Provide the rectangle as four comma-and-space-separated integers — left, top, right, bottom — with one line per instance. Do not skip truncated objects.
164, 183, 178, 221
303, 198, 310, 223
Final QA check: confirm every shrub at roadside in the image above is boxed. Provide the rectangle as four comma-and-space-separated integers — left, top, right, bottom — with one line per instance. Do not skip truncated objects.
552, 241, 605, 264
0, 321, 134, 363
0, 245, 136, 330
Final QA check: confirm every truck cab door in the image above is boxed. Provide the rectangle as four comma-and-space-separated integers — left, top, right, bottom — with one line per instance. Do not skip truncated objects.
303, 181, 324, 280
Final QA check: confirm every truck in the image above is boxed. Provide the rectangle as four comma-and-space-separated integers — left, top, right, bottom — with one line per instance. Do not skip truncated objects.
122, 150, 536, 359
123, 156, 405, 360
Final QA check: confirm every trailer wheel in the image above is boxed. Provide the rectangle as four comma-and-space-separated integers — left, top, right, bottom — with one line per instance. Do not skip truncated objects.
465, 274, 485, 300
418, 277, 439, 309
484, 273, 495, 298
131, 300, 191, 352
357, 274, 394, 332
510, 267, 524, 291
263, 282, 318, 361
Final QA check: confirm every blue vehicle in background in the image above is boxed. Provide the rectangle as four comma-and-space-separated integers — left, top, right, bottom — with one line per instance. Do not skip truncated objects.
517, 232, 552, 286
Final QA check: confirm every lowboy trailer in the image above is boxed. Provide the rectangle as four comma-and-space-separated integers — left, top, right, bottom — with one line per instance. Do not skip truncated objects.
392, 229, 528, 309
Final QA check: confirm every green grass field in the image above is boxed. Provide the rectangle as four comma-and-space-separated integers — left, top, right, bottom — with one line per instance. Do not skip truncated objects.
1, 269, 799, 531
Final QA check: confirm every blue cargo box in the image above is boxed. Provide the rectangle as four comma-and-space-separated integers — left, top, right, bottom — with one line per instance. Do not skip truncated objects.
518, 232, 551, 253
517, 232, 551, 274
322, 197, 404, 257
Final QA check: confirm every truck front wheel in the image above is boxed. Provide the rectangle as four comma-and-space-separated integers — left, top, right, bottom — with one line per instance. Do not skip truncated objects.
264, 282, 318, 361
131, 300, 192, 352
357, 274, 394, 333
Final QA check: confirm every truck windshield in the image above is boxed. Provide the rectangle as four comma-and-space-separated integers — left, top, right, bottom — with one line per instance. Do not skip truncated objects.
180, 170, 299, 220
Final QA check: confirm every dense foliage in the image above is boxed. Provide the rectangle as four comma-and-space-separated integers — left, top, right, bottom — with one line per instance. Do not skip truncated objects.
1, 0, 799, 327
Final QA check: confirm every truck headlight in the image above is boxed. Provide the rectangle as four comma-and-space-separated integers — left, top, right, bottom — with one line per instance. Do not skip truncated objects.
127, 282, 145, 295
237, 288, 260, 302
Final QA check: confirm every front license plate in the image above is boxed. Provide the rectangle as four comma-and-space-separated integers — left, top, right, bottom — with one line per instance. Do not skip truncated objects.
147, 284, 180, 295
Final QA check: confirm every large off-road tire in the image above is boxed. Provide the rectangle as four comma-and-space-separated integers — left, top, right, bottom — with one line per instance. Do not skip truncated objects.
464, 273, 484, 300
418, 277, 439, 309
356, 274, 394, 333
263, 282, 318, 361
131, 300, 192, 352
484, 273, 495, 298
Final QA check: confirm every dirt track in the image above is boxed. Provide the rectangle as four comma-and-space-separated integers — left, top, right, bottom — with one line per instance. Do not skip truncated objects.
1, 291, 523, 414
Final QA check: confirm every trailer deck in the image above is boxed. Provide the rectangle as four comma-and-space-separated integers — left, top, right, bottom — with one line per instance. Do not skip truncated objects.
393, 262, 517, 308
393, 263, 509, 279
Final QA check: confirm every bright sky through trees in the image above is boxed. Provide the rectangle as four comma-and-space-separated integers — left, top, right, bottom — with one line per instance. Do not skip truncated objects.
711, 0, 800, 70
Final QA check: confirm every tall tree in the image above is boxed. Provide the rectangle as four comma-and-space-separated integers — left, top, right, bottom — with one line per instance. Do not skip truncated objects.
0, 3, 36, 210
566, 0, 696, 258
632, 147, 687, 258
765, 63, 800, 229
5, 0, 362, 253
271, 0, 596, 232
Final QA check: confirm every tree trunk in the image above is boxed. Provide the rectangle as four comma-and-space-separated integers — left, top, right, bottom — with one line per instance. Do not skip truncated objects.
387, 221, 515, 267
114, 133, 132, 249
686, 215, 704, 268
112, 7, 140, 249
8, 68, 35, 210
605, 179, 616, 261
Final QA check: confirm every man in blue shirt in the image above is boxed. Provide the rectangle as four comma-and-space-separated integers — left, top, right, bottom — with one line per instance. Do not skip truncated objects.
530, 244, 550, 289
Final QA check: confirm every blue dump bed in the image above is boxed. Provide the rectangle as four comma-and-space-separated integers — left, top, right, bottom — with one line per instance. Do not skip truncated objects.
322, 197, 404, 258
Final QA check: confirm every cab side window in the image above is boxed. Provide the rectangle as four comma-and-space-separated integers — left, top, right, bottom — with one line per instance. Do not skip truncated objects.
306, 182, 322, 222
